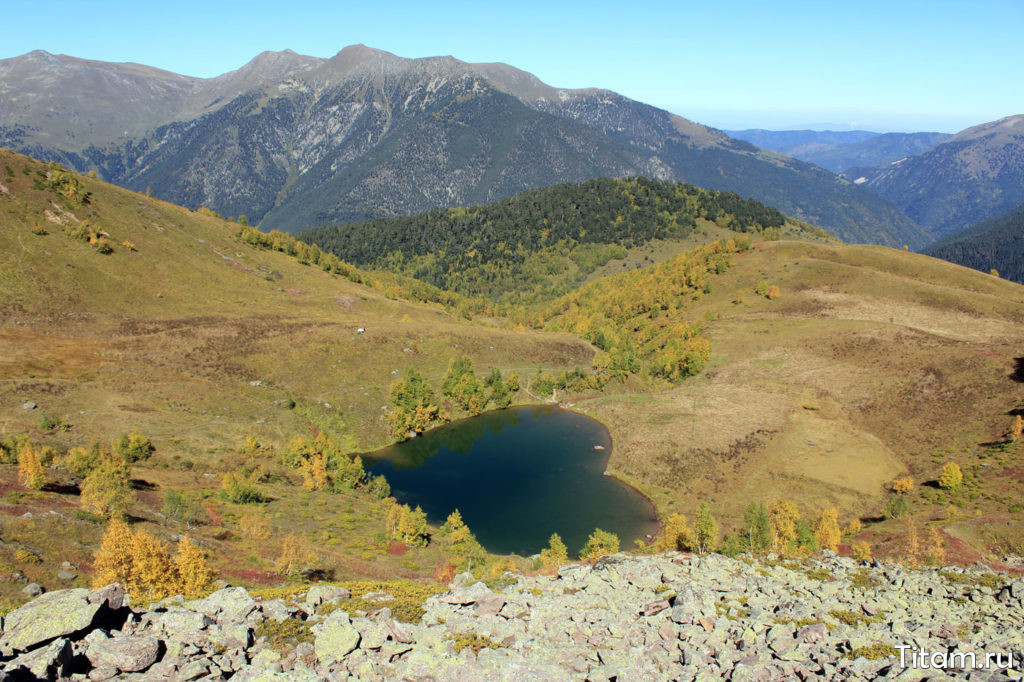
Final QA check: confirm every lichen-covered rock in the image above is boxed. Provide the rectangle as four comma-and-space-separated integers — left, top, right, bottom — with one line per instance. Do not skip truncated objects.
86, 634, 159, 672
0, 588, 101, 652
314, 610, 361, 666
151, 605, 214, 635
87, 583, 125, 610
305, 585, 350, 606
3, 637, 73, 681
186, 586, 257, 623
258, 599, 295, 622
4, 553, 1024, 680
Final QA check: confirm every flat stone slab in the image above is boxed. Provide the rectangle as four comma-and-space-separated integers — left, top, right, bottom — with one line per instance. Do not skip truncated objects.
0, 588, 101, 652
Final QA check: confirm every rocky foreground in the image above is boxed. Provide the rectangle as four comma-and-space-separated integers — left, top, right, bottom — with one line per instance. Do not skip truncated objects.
1, 552, 1023, 681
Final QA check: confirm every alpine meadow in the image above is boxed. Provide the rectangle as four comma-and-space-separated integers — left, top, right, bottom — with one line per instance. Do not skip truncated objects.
1, 21, 1024, 680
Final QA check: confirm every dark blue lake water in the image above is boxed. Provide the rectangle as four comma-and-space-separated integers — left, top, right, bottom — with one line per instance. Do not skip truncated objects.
364, 404, 659, 556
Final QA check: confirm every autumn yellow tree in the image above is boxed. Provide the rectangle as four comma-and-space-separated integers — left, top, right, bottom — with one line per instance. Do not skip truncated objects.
938, 462, 963, 491
386, 502, 429, 547
851, 541, 872, 562
443, 510, 484, 570
845, 518, 863, 537
17, 440, 46, 490
925, 525, 946, 566
579, 528, 619, 560
239, 510, 271, 540
301, 453, 330, 491
92, 519, 135, 589
1011, 414, 1023, 442
398, 505, 429, 547
540, 533, 568, 568
814, 508, 842, 552
129, 528, 182, 603
389, 369, 446, 437
655, 513, 694, 552
175, 537, 215, 598
276, 533, 311, 575
768, 499, 800, 554
693, 502, 718, 554
901, 518, 920, 568
92, 521, 202, 604
890, 477, 914, 495
81, 459, 135, 519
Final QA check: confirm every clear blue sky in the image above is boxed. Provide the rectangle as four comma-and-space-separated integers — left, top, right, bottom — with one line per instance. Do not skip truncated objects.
4, 0, 1022, 132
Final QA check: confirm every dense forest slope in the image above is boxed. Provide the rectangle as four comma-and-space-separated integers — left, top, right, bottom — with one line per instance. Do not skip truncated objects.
0, 46, 925, 247
923, 204, 1024, 283
300, 177, 829, 303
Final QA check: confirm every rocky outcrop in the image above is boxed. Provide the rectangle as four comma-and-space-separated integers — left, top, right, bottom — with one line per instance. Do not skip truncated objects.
2, 553, 1022, 680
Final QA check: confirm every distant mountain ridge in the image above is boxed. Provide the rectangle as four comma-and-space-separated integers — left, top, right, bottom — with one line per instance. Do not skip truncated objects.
0, 46, 925, 246
727, 129, 951, 174
850, 115, 1024, 239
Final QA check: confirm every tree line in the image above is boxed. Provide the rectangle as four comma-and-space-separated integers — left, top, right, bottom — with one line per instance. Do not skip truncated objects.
300, 177, 787, 303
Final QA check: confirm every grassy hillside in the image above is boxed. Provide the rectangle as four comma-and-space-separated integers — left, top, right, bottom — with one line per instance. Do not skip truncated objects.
0, 150, 593, 607
2, 150, 1023, 611
566, 241, 1024, 563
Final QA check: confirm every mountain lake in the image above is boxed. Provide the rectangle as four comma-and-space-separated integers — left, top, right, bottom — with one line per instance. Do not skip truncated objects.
364, 404, 660, 556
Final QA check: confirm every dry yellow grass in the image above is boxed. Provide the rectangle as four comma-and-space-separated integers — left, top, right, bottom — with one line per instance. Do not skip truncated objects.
579, 240, 1024, 558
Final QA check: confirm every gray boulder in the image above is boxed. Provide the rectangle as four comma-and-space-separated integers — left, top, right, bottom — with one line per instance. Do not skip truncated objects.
306, 585, 351, 606
314, 610, 361, 666
187, 585, 257, 623
670, 584, 717, 624
87, 583, 126, 610
259, 599, 296, 622
0, 588, 101, 652
3, 637, 73, 681
86, 634, 159, 672
21, 582, 43, 598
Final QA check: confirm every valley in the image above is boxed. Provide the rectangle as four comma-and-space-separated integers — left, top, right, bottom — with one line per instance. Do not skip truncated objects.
2, 148, 1023, 612
0, 29, 1023, 678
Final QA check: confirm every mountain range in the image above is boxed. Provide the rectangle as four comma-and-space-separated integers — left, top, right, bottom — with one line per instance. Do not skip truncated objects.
724, 129, 951, 174
0, 46, 925, 247
847, 115, 1024, 239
